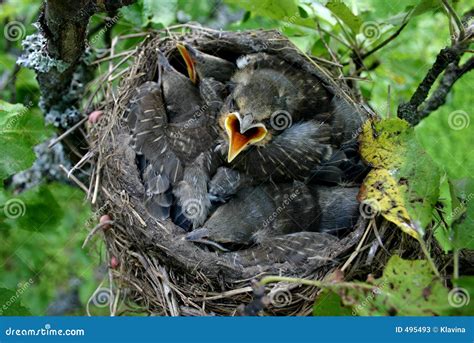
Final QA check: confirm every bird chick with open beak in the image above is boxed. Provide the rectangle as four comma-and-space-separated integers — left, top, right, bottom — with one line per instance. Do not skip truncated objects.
205, 52, 367, 204
176, 42, 236, 84
217, 53, 337, 183
157, 49, 205, 125
176, 43, 236, 119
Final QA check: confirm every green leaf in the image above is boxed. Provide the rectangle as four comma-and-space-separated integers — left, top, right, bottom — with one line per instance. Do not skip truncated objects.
339, 256, 450, 316
451, 276, 474, 315
143, 0, 177, 27
120, 2, 144, 27
0, 101, 47, 183
433, 175, 455, 252
0, 182, 94, 315
297, 5, 309, 19
451, 178, 474, 250
313, 290, 353, 316
399, 128, 441, 230
288, 35, 316, 53
326, 0, 362, 32
242, 11, 251, 22
0, 287, 32, 316
416, 78, 474, 179
225, 0, 314, 28
177, 0, 216, 21
119, 0, 178, 27
413, 0, 441, 16
1, 184, 63, 232
434, 177, 474, 251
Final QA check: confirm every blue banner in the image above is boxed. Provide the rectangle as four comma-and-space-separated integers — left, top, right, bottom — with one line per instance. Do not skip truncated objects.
0, 316, 472, 343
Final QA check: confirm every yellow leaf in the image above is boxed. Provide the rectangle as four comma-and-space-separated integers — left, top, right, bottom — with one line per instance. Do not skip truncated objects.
358, 169, 421, 240
359, 118, 408, 169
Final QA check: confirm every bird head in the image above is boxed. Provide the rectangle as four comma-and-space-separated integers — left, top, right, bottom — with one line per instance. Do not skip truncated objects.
221, 68, 292, 163
177, 43, 236, 84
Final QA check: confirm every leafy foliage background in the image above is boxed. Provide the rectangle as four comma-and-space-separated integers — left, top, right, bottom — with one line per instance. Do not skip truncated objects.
0, 0, 472, 315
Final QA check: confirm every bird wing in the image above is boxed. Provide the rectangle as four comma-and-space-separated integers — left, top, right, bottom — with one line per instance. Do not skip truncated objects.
127, 81, 220, 223
127, 81, 182, 220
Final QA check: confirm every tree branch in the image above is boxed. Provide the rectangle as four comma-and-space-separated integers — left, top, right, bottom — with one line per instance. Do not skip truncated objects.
13, 0, 135, 190
359, 21, 409, 61
397, 44, 463, 125
441, 0, 465, 41
419, 56, 474, 117
37, 0, 134, 111
397, 9, 473, 126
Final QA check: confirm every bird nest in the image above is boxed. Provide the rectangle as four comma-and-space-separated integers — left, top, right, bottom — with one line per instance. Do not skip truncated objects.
85, 26, 413, 316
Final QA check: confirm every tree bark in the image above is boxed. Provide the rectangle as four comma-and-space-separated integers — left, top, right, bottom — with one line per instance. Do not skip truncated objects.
37, 0, 135, 113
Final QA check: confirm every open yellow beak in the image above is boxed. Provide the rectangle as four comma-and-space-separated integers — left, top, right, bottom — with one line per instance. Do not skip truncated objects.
177, 43, 197, 84
224, 113, 267, 163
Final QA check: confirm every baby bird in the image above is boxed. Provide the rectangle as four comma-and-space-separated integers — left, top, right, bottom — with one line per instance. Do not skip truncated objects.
187, 183, 360, 248
217, 53, 340, 183
176, 42, 236, 83
127, 50, 218, 226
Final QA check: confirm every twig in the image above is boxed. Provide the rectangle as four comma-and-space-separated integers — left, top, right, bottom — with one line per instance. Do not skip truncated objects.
441, 0, 465, 41
258, 276, 376, 291
193, 286, 253, 301
311, 56, 344, 68
47, 116, 88, 149
453, 247, 460, 282
82, 220, 113, 248
419, 56, 474, 116
315, 22, 344, 77
397, 43, 467, 125
398, 8, 473, 125
92, 49, 137, 65
317, 26, 352, 49
67, 150, 95, 178
341, 220, 373, 272
417, 238, 441, 278
59, 164, 89, 193
359, 21, 409, 61
92, 154, 102, 204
